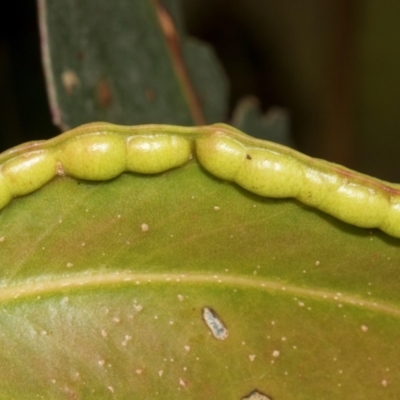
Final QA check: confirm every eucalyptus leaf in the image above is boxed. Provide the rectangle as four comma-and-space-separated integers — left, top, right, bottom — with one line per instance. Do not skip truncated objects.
232, 96, 293, 147
38, 0, 228, 129
0, 160, 399, 398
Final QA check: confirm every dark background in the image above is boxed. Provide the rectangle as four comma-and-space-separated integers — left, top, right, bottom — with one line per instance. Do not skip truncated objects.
2, 0, 400, 181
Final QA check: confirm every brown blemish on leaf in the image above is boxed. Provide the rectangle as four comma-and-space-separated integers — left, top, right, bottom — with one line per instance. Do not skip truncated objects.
145, 88, 157, 102
97, 78, 112, 109
76, 50, 85, 61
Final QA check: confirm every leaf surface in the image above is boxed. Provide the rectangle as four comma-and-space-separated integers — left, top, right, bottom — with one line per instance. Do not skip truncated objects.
0, 161, 399, 398
38, 0, 228, 129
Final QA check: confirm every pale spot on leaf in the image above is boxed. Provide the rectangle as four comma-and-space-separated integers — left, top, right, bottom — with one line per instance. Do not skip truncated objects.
272, 350, 280, 358
241, 389, 271, 400
141, 223, 149, 232
134, 304, 143, 312
61, 70, 80, 94
179, 378, 187, 387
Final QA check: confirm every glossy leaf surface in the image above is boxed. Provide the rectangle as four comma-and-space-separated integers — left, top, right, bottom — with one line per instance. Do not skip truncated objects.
0, 161, 399, 398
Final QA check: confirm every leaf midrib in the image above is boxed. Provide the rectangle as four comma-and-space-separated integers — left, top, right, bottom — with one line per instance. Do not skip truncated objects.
1, 271, 399, 317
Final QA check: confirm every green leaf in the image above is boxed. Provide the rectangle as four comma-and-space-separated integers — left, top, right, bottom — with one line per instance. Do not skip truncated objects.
38, 0, 228, 128
0, 160, 399, 398
232, 97, 293, 147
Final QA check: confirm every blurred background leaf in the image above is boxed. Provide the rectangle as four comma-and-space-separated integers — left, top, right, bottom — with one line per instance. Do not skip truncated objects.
2, 0, 400, 179
37, 0, 228, 129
